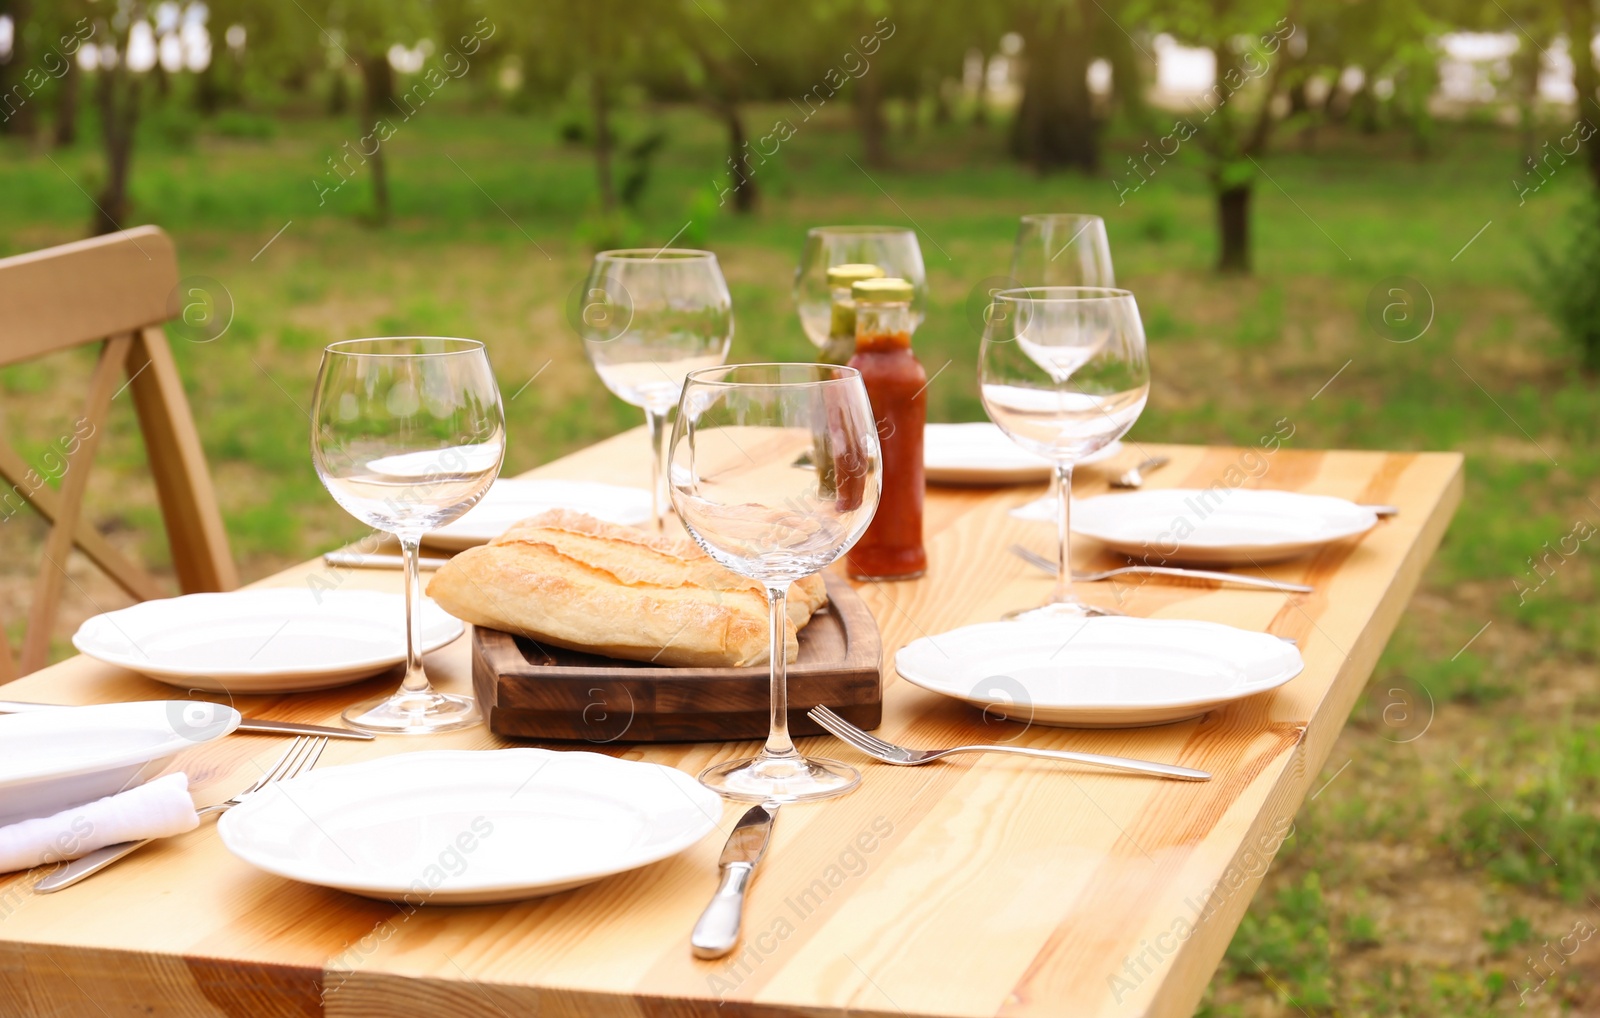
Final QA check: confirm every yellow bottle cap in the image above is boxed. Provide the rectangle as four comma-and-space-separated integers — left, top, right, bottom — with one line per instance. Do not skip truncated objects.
826, 263, 887, 286
851, 277, 915, 303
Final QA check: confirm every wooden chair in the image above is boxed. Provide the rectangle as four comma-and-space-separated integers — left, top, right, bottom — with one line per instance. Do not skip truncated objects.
0, 226, 236, 679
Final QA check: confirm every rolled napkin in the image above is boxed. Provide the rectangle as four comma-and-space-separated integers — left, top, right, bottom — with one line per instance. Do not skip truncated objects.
0, 772, 199, 874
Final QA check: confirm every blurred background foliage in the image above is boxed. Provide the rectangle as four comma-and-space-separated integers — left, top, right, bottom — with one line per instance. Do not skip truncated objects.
2, 1, 1600, 1014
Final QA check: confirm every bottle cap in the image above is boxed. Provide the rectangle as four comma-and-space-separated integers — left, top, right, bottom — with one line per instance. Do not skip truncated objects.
826, 263, 887, 286
851, 277, 915, 303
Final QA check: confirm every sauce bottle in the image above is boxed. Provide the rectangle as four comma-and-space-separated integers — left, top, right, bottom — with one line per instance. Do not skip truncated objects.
820, 263, 886, 365
846, 276, 927, 580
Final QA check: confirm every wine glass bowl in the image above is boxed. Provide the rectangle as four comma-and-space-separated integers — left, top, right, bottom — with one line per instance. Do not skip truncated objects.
670, 363, 882, 802
794, 226, 926, 350
312, 337, 505, 734
980, 288, 1149, 612
1009, 214, 1116, 289
579, 249, 734, 529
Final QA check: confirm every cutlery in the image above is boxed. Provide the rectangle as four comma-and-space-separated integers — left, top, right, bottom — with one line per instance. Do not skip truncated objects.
1365, 504, 1399, 517
807, 706, 1210, 781
1110, 455, 1168, 489
1007, 545, 1315, 594
323, 551, 451, 570
36, 736, 329, 893
691, 801, 778, 959
0, 700, 373, 741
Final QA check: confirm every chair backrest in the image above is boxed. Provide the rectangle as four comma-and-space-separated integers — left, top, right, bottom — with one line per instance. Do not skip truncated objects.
0, 226, 236, 678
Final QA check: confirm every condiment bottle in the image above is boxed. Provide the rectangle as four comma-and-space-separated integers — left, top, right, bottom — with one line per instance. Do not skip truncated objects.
846, 276, 927, 580
820, 263, 886, 365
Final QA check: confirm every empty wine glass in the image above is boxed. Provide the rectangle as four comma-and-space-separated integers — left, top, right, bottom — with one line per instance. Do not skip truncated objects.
980, 289, 1148, 613
312, 337, 505, 734
1010, 214, 1115, 288
670, 363, 882, 802
794, 226, 926, 350
580, 249, 734, 531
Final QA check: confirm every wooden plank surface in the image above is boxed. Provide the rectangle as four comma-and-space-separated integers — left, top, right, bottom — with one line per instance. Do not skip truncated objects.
0, 429, 1462, 1018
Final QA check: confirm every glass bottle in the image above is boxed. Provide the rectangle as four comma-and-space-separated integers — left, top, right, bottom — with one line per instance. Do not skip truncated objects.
819, 263, 886, 365
846, 277, 926, 580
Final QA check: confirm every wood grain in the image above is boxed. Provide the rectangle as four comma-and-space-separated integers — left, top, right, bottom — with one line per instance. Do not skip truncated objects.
475, 573, 882, 742
0, 428, 1462, 1018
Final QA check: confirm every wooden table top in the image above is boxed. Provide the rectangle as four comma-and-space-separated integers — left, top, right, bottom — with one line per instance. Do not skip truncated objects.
0, 430, 1462, 1018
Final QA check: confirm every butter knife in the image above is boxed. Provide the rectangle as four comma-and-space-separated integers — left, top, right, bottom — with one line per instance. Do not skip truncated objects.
691, 801, 778, 959
0, 700, 373, 741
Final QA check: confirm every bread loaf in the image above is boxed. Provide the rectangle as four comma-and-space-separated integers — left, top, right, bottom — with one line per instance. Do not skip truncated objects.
425, 509, 827, 667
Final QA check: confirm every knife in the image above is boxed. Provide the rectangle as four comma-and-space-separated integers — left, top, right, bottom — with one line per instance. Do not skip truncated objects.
322, 551, 451, 570
0, 700, 374, 741
691, 801, 779, 960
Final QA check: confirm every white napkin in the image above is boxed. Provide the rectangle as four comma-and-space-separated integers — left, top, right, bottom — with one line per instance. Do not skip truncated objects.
1009, 494, 1057, 522
0, 772, 199, 873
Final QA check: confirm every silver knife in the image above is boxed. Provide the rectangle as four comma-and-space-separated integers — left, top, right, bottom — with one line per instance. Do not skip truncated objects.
322, 551, 451, 570
0, 700, 373, 741
691, 801, 778, 959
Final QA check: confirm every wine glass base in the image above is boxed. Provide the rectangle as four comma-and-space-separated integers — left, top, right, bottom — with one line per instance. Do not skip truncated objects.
1003, 600, 1126, 621
698, 753, 860, 803
341, 690, 481, 735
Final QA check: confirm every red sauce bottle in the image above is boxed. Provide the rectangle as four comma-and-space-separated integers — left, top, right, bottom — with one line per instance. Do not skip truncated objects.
847, 277, 927, 580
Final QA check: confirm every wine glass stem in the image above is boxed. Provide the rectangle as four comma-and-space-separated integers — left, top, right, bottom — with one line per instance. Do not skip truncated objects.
1054, 462, 1074, 604
644, 406, 669, 533
399, 534, 433, 695
761, 583, 798, 760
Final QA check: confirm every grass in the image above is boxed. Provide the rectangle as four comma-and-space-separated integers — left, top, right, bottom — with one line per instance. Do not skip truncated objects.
3, 94, 1599, 1014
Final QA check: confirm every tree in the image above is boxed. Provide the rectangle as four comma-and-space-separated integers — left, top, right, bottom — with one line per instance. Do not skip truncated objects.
1011, 0, 1100, 172
0, 0, 40, 137
87, 1, 145, 235
1560, 0, 1600, 189
1131, 0, 1296, 272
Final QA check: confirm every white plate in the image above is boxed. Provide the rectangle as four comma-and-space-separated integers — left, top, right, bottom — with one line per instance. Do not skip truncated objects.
71, 589, 464, 693
895, 616, 1303, 727
218, 749, 722, 904
1067, 489, 1379, 565
423, 478, 653, 550
0, 700, 239, 827
924, 423, 1122, 485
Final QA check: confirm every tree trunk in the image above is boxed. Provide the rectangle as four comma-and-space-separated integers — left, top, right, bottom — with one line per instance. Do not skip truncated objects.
91, 64, 140, 235
196, 49, 221, 116
0, 0, 37, 137
359, 52, 392, 225
1011, 0, 1098, 173
722, 102, 757, 214
54, 53, 79, 147
1564, 0, 1600, 189
591, 71, 616, 213
856, 61, 888, 168
328, 66, 348, 116
1216, 184, 1251, 273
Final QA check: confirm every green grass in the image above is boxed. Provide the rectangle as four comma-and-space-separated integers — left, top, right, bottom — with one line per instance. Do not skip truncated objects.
3, 95, 1600, 1016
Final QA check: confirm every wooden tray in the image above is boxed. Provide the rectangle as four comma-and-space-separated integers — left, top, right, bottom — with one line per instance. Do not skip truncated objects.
472, 573, 881, 743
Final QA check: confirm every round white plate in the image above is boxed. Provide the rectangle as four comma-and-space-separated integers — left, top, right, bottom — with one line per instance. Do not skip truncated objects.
0, 700, 238, 827
895, 616, 1303, 727
71, 589, 464, 693
1068, 489, 1379, 565
218, 749, 722, 904
423, 478, 653, 550
924, 423, 1122, 486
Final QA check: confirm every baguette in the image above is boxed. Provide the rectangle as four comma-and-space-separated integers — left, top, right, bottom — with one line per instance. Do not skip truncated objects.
425, 509, 827, 667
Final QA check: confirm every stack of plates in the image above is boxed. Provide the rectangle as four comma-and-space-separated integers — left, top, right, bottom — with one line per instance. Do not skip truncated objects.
924, 423, 1122, 485
425, 478, 652, 550
218, 749, 721, 903
895, 615, 1303, 727
0, 701, 239, 826
72, 589, 464, 693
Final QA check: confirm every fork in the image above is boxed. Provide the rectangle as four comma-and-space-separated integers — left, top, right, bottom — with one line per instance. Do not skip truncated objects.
806, 706, 1210, 781
35, 736, 329, 893
1008, 544, 1315, 594
1110, 455, 1169, 489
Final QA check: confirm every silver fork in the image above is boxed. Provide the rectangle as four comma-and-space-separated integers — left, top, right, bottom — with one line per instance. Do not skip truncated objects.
1110, 455, 1169, 489
806, 706, 1210, 781
35, 736, 329, 893
1008, 544, 1314, 594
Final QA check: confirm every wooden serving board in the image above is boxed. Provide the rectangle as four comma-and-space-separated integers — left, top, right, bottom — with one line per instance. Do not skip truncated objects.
471, 573, 882, 742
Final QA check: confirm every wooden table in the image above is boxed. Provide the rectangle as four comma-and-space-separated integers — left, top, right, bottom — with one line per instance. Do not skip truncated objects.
0, 432, 1462, 1018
